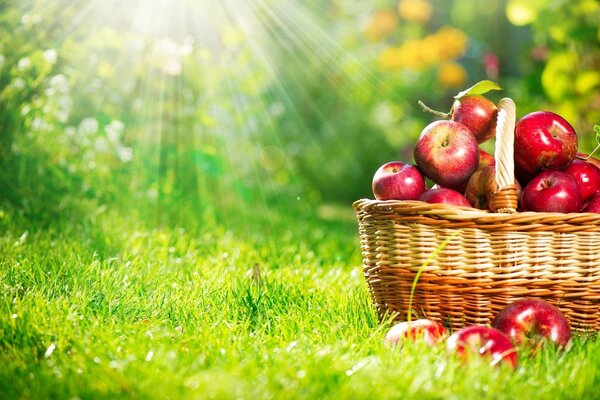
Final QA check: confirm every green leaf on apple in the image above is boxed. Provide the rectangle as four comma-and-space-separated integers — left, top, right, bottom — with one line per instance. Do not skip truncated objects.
454, 80, 503, 100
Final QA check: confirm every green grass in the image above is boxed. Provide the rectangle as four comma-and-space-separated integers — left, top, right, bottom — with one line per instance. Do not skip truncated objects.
1, 207, 599, 399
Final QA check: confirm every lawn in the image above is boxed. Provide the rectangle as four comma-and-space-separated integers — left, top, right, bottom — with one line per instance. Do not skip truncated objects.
1, 206, 599, 399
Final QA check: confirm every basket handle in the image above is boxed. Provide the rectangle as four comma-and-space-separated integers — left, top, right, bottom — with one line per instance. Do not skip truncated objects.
489, 97, 518, 213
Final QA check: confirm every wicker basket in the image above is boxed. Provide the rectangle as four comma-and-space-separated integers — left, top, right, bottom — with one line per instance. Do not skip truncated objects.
353, 98, 600, 332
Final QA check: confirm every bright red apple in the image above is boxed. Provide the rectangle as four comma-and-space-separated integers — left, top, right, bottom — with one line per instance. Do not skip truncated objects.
419, 187, 471, 207
385, 319, 448, 347
465, 166, 522, 210
491, 299, 572, 350
452, 95, 498, 144
583, 192, 600, 213
446, 326, 518, 369
521, 170, 582, 213
514, 111, 577, 176
372, 161, 426, 201
564, 159, 600, 202
413, 120, 479, 189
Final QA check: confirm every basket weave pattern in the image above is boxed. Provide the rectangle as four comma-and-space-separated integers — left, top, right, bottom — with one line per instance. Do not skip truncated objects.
353, 99, 600, 331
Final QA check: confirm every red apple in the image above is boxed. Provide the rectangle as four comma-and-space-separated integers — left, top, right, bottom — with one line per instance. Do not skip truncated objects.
521, 170, 582, 213
583, 192, 600, 213
372, 161, 426, 201
478, 149, 495, 171
385, 319, 448, 347
451, 95, 498, 144
564, 159, 600, 202
446, 326, 518, 369
514, 111, 577, 176
419, 187, 471, 207
413, 120, 479, 189
491, 299, 572, 350
577, 152, 600, 170
465, 166, 522, 210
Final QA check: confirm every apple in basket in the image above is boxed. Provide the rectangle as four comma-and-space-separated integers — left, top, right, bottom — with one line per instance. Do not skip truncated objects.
451, 95, 498, 144
491, 299, 572, 350
446, 326, 518, 369
372, 161, 426, 200
413, 120, 479, 190
419, 187, 471, 207
520, 170, 582, 213
564, 159, 600, 203
583, 192, 600, 213
465, 166, 522, 210
514, 111, 578, 176
478, 149, 495, 171
385, 319, 448, 347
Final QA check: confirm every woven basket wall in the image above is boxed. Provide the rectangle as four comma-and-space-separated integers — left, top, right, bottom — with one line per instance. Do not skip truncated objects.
353, 98, 600, 332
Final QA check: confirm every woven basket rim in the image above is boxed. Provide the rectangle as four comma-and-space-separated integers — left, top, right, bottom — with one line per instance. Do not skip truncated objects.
353, 198, 600, 228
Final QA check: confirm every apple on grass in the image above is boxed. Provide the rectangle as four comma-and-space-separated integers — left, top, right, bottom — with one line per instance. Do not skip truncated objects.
372, 161, 426, 201
413, 120, 479, 190
465, 166, 522, 210
385, 319, 448, 347
520, 170, 582, 213
564, 159, 600, 202
451, 95, 498, 144
514, 111, 578, 176
446, 326, 518, 369
491, 299, 572, 350
419, 187, 471, 207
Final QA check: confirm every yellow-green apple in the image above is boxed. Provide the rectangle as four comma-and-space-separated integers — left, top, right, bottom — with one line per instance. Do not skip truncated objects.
465, 166, 522, 210
491, 299, 572, 350
514, 111, 577, 176
419, 187, 471, 207
521, 170, 582, 213
451, 95, 498, 144
446, 326, 518, 369
385, 319, 448, 347
564, 159, 600, 202
413, 120, 479, 189
372, 161, 426, 200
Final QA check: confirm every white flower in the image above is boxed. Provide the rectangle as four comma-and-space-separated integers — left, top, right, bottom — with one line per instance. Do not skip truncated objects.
43, 49, 57, 64
117, 146, 133, 163
17, 58, 31, 70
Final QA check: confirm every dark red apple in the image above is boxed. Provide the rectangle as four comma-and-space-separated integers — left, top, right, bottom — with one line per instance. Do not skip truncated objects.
514, 111, 577, 176
491, 298, 572, 350
521, 170, 582, 213
583, 192, 600, 213
372, 161, 426, 201
465, 166, 522, 210
419, 187, 471, 207
452, 95, 498, 144
446, 326, 518, 369
413, 120, 479, 189
565, 159, 600, 202
385, 319, 448, 347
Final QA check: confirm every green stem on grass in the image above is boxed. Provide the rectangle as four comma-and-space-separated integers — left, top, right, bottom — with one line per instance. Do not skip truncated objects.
407, 231, 460, 323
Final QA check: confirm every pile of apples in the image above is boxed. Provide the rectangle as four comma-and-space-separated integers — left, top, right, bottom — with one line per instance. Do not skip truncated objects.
372, 81, 600, 213
385, 298, 572, 369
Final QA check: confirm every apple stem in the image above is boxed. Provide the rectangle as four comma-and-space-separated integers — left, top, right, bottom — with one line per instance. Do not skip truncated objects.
418, 100, 451, 119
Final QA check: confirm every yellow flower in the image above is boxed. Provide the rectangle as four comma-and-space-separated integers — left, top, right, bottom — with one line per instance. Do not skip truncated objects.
364, 9, 399, 42
437, 62, 467, 87
398, 0, 433, 23
379, 47, 405, 70
432, 26, 468, 60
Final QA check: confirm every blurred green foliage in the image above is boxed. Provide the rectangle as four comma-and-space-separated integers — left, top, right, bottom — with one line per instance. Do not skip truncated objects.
0, 0, 599, 225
